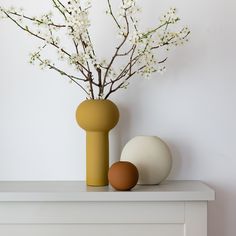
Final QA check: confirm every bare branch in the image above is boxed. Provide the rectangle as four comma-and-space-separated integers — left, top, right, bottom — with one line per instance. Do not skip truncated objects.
36, 57, 90, 96
130, 16, 138, 32
79, 34, 94, 99
107, 0, 121, 29
104, 64, 146, 99
6, 10, 66, 28
97, 67, 103, 98
52, 0, 67, 19
102, 7, 130, 92
117, 45, 135, 56
56, 0, 67, 9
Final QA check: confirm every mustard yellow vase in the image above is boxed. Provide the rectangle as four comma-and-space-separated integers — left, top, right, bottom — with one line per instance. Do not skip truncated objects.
76, 99, 119, 186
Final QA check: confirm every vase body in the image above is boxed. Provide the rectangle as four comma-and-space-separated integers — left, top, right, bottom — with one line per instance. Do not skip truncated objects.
108, 161, 139, 191
120, 136, 172, 185
76, 99, 119, 186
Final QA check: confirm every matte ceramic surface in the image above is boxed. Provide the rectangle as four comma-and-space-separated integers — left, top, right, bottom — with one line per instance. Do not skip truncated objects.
76, 100, 119, 186
121, 136, 172, 185
108, 161, 139, 191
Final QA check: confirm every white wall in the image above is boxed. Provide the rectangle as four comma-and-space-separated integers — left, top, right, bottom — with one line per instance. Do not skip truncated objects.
0, 0, 236, 235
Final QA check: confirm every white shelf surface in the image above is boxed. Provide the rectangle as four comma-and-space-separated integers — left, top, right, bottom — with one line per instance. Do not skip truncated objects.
0, 180, 215, 202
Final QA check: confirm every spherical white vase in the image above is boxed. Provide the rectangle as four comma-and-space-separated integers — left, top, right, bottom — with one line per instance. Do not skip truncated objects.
120, 136, 172, 185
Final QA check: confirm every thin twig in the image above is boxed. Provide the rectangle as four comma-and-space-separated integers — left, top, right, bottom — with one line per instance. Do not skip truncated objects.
117, 45, 135, 56
6, 10, 66, 28
104, 65, 146, 99
52, 0, 67, 19
107, 0, 121, 29
102, 7, 130, 92
79, 34, 94, 99
37, 58, 90, 96
2, 10, 92, 75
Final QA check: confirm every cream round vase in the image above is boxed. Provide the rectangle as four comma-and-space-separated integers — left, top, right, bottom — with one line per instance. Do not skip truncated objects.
120, 136, 172, 185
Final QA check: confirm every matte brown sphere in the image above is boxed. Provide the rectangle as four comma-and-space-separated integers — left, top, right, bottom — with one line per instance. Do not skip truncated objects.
108, 161, 139, 191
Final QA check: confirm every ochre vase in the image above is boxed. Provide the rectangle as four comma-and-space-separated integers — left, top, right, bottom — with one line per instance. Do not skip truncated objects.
76, 99, 119, 186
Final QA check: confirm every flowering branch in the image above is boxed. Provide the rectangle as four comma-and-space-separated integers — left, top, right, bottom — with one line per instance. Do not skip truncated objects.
0, 1, 190, 99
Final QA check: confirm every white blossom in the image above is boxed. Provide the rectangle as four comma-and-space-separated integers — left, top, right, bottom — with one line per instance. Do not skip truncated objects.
0, 0, 190, 98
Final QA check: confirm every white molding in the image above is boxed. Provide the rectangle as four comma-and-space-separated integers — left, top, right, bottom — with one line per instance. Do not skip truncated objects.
184, 202, 207, 236
0, 202, 184, 224
0, 224, 184, 236
0, 180, 215, 202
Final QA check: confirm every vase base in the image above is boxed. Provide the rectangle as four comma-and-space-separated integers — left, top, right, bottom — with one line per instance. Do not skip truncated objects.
86, 183, 109, 187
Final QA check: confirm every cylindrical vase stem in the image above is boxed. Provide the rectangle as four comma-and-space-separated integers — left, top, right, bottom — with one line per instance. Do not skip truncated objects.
86, 131, 109, 186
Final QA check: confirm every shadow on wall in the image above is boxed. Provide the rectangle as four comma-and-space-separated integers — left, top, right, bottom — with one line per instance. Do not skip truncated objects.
109, 103, 132, 165
207, 182, 235, 236
166, 141, 186, 179
161, 135, 198, 180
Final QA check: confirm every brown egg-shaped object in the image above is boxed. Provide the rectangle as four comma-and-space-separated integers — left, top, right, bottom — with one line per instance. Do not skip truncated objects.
108, 161, 139, 191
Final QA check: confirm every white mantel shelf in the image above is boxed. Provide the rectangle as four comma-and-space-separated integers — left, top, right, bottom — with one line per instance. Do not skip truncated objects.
0, 180, 215, 236
0, 180, 215, 202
